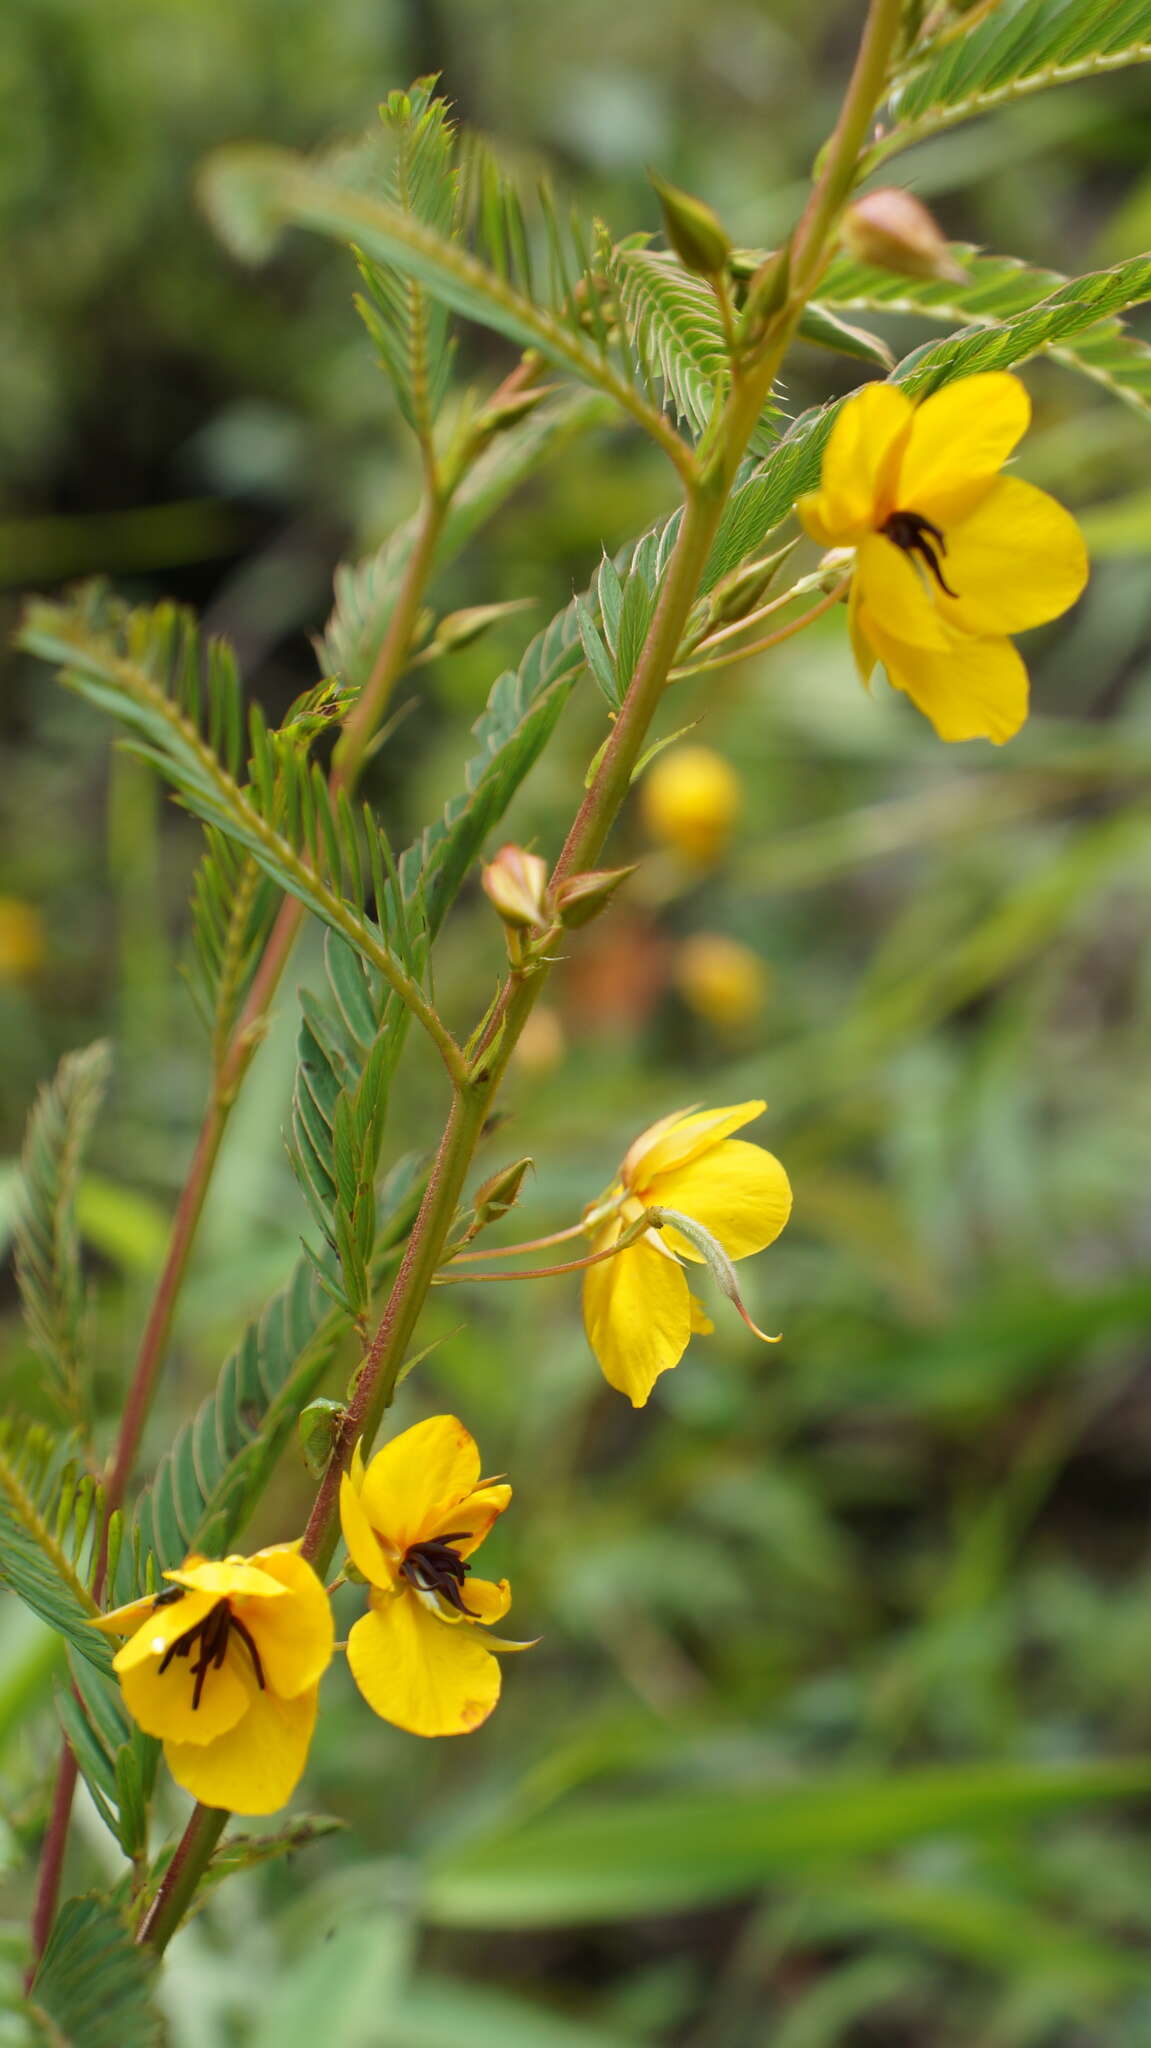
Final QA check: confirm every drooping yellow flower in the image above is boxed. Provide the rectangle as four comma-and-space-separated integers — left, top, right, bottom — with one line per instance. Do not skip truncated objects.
340, 1416, 525, 1738
92, 1545, 334, 1814
798, 372, 1088, 744
582, 1101, 792, 1407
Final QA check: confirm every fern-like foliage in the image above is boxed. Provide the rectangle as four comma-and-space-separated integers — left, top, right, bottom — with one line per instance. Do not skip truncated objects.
0, 1420, 154, 1850
18, 588, 430, 1016
186, 832, 280, 1059
291, 936, 403, 1319
613, 247, 731, 436
891, 251, 1151, 396
0, 1422, 108, 1673
820, 246, 1151, 420
878, 0, 1151, 161
29, 1894, 161, 2048
127, 1258, 347, 1586
123, 1156, 427, 1595
352, 78, 459, 437
200, 132, 693, 470
14, 1040, 111, 1427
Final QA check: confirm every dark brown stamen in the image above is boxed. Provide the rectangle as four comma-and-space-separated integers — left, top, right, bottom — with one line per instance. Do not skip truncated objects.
156, 1597, 267, 1708
881, 509, 958, 598
152, 1586, 185, 1608
400, 1532, 477, 1616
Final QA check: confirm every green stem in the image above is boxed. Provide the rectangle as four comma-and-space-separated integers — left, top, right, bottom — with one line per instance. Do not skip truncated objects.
135, 1805, 228, 1952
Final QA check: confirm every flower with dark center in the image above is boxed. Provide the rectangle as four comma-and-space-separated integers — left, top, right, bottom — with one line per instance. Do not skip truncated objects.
399, 1533, 478, 1616
798, 372, 1088, 743
881, 509, 958, 598
92, 1545, 334, 1813
340, 1416, 532, 1737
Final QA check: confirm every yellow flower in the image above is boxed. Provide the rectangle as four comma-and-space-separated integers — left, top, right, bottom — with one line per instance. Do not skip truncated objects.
639, 745, 742, 866
340, 1416, 523, 1738
797, 372, 1088, 744
582, 1101, 792, 1407
92, 1545, 334, 1815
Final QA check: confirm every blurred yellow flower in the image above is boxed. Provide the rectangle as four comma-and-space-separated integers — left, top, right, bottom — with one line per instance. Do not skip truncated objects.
798, 372, 1088, 744
675, 933, 768, 1031
0, 898, 45, 980
639, 745, 741, 865
340, 1415, 525, 1738
92, 1546, 333, 1814
582, 1101, 792, 1407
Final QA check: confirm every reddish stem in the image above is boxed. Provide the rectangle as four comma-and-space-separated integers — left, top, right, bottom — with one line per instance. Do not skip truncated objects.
25, 1745, 78, 1987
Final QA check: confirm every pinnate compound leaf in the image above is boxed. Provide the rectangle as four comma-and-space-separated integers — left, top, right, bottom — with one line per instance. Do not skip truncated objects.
879, 0, 1151, 160
0, 1424, 109, 1676
17, 588, 422, 998
200, 145, 679, 452
128, 1257, 346, 1585
820, 245, 1151, 419
353, 78, 459, 435
28, 1894, 161, 2048
14, 1041, 111, 1425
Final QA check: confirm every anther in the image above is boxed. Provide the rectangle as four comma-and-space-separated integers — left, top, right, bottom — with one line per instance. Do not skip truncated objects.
881, 509, 958, 598
400, 1533, 478, 1616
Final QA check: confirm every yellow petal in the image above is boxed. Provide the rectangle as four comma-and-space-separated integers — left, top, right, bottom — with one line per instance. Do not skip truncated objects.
118, 1633, 253, 1746
92, 1591, 182, 1638
625, 1101, 766, 1186
112, 1588, 219, 1672
867, 618, 1029, 744
652, 1138, 793, 1263
582, 1231, 693, 1407
462, 1576, 512, 1625
165, 1558, 287, 1602
339, 1470, 398, 1591
855, 532, 953, 649
848, 575, 877, 686
163, 1682, 319, 1814
799, 381, 913, 541
928, 476, 1088, 637
359, 1415, 481, 1552
439, 1483, 512, 1561
895, 372, 1029, 522
347, 1591, 501, 1736
239, 1546, 334, 1698
688, 1293, 715, 1335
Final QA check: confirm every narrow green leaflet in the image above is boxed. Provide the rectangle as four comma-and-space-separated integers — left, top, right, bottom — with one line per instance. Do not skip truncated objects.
0, 1424, 110, 1676
877, 0, 1151, 161
395, 518, 681, 932
613, 247, 730, 434
424, 1758, 1151, 1928
200, 145, 686, 465
891, 251, 1151, 394
28, 1894, 161, 2048
18, 589, 429, 1009
819, 246, 1151, 419
127, 1257, 346, 1586
14, 1040, 111, 1425
290, 937, 403, 1319
353, 80, 458, 436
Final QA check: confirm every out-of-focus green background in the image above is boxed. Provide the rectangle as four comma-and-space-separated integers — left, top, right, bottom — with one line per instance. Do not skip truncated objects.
5, 2, 1151, 2042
